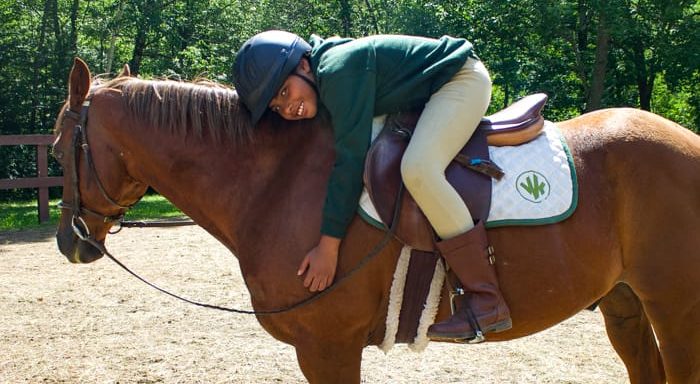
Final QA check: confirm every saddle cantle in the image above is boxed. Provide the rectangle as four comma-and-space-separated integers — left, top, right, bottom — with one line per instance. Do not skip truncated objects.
364, 94, 548, 251
480, 93, 547, 145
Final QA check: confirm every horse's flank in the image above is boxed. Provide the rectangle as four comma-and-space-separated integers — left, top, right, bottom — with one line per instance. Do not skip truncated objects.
96, 76, 255, 144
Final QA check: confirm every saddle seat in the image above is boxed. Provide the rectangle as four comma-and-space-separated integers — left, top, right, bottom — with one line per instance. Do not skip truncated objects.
364, 93, 548, 251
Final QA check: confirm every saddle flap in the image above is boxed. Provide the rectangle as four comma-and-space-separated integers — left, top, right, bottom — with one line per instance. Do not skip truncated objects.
364, 113, 492, 251
363, 115, 434, 250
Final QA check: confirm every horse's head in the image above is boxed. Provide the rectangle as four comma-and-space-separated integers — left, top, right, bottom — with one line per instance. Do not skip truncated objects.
53, 58, 148, 263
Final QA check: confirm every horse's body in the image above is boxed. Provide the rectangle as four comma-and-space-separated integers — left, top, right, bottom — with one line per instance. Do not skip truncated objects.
54, 59, 700, 383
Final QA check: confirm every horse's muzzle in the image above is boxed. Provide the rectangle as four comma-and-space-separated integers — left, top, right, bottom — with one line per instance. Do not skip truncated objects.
56, 221, 104, 263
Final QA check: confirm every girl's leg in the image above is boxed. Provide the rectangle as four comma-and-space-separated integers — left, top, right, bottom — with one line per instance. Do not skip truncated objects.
401, 58, 512, 342
400, 58, 491, 240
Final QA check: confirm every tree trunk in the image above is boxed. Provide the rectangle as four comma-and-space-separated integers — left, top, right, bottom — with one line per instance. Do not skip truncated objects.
632, 43, 655, 111
364, 0, 380, 34
129, 0, 162, 75
569, 0, 590, 103
68, 0, 79, 55
130, 27, 147, 76
64, 0, 80, 75
105, 2, 125, 74
586, 12, 610, 112
638, 70, 654, 111
338, 0, 352, 36
30, 0, 55, 133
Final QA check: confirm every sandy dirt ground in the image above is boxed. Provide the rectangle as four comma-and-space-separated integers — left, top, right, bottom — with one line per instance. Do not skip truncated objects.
0, 225, 629, 383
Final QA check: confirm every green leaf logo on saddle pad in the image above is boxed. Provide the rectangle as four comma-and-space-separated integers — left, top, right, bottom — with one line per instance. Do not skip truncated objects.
516, 171, 550, 203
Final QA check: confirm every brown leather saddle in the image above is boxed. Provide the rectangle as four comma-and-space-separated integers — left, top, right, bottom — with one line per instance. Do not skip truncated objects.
364, 93, 548, 251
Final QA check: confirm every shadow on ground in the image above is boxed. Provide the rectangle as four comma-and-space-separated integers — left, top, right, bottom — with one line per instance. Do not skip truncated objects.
0, 226, 56, 245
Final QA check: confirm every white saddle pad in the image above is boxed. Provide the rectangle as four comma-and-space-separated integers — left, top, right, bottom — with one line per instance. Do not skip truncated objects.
359, 119, 578, 228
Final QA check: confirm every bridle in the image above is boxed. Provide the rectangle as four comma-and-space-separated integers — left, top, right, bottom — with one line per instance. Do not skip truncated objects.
58, 96, 139, 242
55, 95, 401, 315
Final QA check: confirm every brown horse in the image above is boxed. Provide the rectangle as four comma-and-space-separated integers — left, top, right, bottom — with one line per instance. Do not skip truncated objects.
53, 58, 700, 383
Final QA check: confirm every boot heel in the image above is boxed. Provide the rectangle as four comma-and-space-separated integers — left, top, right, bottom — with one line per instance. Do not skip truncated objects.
485, 318, 512, 334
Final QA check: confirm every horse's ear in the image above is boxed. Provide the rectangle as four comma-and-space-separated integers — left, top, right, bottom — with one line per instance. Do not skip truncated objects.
69, 57, 91, 111
117, 63, 131, 78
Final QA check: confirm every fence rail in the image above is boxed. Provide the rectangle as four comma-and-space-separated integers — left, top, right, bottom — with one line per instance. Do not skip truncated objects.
0, 134, 62, 223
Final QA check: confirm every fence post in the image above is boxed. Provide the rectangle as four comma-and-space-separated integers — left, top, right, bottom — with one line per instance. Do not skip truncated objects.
0, 134, 62, 225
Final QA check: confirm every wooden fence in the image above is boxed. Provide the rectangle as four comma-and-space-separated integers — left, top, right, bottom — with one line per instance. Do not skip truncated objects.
0, 135, 63, 223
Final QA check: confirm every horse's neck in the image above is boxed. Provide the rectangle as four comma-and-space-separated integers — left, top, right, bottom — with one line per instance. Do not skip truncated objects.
120, 120, 335, 286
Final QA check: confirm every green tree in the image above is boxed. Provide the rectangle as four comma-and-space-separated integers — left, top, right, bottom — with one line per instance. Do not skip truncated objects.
1, 0, 697, 201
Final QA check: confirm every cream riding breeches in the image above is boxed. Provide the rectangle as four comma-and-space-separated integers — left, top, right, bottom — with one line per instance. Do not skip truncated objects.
400, 57, 492, 240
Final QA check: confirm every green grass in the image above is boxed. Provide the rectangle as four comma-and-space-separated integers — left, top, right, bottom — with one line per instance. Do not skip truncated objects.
0, 194, 186, 231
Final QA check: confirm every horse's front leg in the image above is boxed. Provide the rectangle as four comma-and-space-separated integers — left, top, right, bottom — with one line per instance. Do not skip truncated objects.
295, 339, 363, 384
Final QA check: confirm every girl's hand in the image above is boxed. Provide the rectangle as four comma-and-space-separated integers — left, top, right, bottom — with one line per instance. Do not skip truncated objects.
297, 235, 341, 292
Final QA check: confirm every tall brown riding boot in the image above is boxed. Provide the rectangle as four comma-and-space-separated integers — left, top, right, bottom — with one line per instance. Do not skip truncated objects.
427, 221, 512, 343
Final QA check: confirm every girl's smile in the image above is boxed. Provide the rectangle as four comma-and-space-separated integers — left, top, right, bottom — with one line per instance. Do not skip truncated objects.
269, 59, 318, 120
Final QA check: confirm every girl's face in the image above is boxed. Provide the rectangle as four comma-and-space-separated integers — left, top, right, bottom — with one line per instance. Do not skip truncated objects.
269, 59, 318, 120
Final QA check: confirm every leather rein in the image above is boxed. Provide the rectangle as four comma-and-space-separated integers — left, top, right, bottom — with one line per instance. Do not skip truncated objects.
58, 97, 399, 316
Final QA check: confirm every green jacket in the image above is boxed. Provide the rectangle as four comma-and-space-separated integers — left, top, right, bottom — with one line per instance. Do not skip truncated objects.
309, 34, 474, 238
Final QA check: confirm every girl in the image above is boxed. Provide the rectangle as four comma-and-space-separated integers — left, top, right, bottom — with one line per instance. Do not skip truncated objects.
233, 30, 511, 342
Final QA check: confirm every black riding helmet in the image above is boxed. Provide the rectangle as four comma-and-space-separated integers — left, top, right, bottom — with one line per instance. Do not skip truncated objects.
233, 30, 312, 125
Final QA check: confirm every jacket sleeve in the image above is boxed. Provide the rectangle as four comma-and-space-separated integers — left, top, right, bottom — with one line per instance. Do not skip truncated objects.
319, 69, 376, 238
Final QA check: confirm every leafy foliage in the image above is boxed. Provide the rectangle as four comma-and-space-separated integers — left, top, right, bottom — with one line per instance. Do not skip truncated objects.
1, 0, 697, 201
